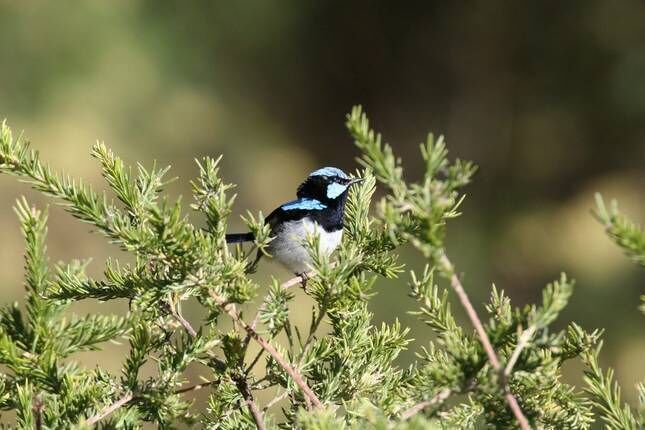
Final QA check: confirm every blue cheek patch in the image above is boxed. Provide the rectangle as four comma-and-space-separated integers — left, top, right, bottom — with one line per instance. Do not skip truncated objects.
326, 182, 348, 199
281, 198, 327, 211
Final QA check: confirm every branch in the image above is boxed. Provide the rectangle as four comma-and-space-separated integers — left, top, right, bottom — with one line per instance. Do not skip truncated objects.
175, 379, 220, 395
85, 380, 221, 427
85, 393, 134, 426
245, 332, 280, 376
208, 290, 323, 409
264, 390, 290, 412
281, 271, 314, 290
168, 296, 198, 338
233, 374, 266, 430
400, 388, 451, 420
439, 254, 531, 430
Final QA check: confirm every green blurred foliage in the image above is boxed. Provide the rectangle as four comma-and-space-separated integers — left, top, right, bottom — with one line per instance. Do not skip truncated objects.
0, 0, 643, 411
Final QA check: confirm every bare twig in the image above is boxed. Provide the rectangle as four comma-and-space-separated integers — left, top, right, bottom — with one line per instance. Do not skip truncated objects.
85, 393, 134, 426
209, 290, 322, 409
439, 254, 531, 430
400, 388, 451, 420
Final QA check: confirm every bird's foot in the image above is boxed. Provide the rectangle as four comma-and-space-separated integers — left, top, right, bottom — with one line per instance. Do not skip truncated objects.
297, 272, 309, 290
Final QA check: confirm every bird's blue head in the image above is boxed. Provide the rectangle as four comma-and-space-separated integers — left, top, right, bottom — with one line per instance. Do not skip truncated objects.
296, 167, 362, 203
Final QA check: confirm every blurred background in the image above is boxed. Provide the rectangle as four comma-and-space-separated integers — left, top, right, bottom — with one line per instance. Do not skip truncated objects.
0, 0, 643, 415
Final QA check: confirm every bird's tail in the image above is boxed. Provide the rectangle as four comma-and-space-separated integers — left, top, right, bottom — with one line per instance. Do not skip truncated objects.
225, 232, 255, 243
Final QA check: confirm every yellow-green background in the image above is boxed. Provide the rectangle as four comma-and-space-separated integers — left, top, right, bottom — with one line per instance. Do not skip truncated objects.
0, 0, 643, 416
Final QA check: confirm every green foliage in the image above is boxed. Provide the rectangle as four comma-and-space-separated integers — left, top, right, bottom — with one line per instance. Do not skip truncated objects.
0, 112, 642, 429
594, 193, 645, 268
595, 193, 645, 317
586, 193, 645, 429
582, 343, 639, 430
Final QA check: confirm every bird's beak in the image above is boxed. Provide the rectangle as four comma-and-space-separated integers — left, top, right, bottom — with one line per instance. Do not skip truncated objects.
348, 178, 364, 186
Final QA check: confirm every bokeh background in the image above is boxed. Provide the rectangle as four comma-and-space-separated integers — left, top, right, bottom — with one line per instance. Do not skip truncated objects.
0, 0, 643, 418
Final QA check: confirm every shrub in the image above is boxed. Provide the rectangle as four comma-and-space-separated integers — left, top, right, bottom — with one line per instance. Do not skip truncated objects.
0, 107, 642, 429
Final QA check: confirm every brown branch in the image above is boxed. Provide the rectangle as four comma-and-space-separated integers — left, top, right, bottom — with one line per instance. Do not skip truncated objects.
400, 388, 451, 420
439, 254, 531, 430
233, 374, 266, 430
209, 290, 323, 409
85, 393, 134, 426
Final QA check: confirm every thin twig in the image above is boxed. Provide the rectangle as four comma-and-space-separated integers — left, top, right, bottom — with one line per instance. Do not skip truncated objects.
85, 380, 220, 426
400, 388, 451, 420
245, 345, 267, 376
209, 290, 322, 409
174, 379, 220, 394
172, 311, 197, 337
505, 325, 537, 377
169, 297, 198, 338
264, 389, 290, 412
439, 254, 531, 430
85, 393, 134, 426
233, 374, 266, 430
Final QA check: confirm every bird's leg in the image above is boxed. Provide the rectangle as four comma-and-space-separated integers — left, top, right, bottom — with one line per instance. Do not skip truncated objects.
297, 272, 309, 290
245, 250, 263, 274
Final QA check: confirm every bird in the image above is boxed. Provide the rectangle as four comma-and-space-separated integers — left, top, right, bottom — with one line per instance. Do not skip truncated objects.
226, 167, 362, 276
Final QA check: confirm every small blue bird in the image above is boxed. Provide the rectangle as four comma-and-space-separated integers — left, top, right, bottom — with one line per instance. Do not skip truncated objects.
226, 167, 362, 275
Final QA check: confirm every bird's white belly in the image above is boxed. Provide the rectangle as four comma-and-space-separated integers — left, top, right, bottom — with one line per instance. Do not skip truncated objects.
268, 218, 342, 274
